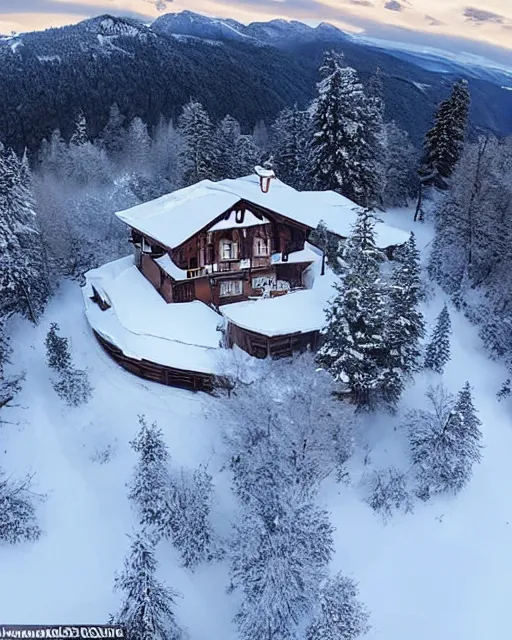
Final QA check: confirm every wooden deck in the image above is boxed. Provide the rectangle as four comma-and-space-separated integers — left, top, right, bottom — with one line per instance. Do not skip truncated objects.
93, 330, 227, 393
225, 321, 321, 359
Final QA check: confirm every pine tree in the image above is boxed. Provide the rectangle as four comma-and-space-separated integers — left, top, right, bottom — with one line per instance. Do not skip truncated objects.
70, 111, 88, 146
45, 323, 92, 406
307, 573, 370, 640
123, 117, 152, 173
407, 383, 482, 499
309, 221, 341, 275
270, 104, 313, 189
0, 318, 22, 412
170, 464, 214, 570
384, 233, 425, 407
0, 147, 49, 322
231, 496, 334, 640
316, 210, 388, 410
415, 79, 470, 220
212, 115, 241, 180
424, 304, 451, 373
382, 121, 419, 207
253, 120, 269, 150
234, 135, 261, 177
113, 531, 182, 640
99, 103, 125, 158
128, 416, 174, 531
45, 322, 72, 372
311, 52, 383, 207
178, 100, 216, 185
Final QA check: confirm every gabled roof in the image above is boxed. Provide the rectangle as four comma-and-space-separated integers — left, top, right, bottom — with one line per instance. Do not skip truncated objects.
114, 175, 410, 249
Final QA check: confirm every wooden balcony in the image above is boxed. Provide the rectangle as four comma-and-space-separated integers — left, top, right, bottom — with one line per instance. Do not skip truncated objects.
187, 267, 208, 279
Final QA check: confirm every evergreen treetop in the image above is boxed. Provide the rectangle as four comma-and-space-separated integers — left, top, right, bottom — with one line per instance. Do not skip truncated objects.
424, 304, 452, 374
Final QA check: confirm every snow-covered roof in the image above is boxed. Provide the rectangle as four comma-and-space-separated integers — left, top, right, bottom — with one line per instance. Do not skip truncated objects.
83, 256, 224, 373
209, 209, 270, 232
115, 175, 409, 250
270, 245, 318, 265
155, 254, 188, 280
221, 290, 326, 337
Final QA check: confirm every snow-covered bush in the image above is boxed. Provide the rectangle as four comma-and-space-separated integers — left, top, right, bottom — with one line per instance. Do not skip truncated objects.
0, 470, 45, 544
45, 323, 92, 406
365, 466, 413, 521
407, 383, 482, 500
220, 353, 355, 504
307, 573, 370, 640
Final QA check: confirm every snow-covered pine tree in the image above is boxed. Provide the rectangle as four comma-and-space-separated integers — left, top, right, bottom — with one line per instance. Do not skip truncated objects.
270, 104, 313, 189
365, 466, 413, 521
407, 383, 482, 499
231, 495, 334, 640
309, 221, 341, 275
0, 146, 50, 323
424, 304, 451, 374
311, 51, 383, 208
316, 209, 388, 410
212, 115, 242, 181
113, 531, 182, 640
123, 117, 152, 174
170, 464, 214, 570
384, 233, 425, 408
382, 121, 419, 207
234, 135, 262, 177
99, 104, 126, 159
128, 416, 174, 532
415, 79, 470, 220
0, 318, 22, 413
307, 572, 370, 640
70, 111, 88, 146
253, 120, 269, 150
45, 322, 72, 372
178, 100, 216, 185
45, 323, 92, 406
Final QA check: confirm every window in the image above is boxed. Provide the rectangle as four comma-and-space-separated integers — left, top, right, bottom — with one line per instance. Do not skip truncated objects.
220, 240, 238, 260
220, 280, 243, 297
254, 237, 270, 256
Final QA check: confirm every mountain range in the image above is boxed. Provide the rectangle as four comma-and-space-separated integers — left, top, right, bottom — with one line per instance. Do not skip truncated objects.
0, 11, 511, 155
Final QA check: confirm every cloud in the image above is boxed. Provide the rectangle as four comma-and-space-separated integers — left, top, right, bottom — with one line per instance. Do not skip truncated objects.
346, 0, 374, 7
425, 15, 443, 27
463, 7, 506, 25
0, 0, 152, 21
384, 1, 404, 12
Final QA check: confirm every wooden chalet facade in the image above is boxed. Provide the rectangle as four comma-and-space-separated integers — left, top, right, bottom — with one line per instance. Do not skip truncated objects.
129, 198, 316, 309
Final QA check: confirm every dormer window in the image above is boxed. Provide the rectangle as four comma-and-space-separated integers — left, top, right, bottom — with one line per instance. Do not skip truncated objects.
221, 240, 238, 260
254, 237, 270, 257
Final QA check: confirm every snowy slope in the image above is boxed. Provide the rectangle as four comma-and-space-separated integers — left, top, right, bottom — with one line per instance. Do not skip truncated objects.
2, 208, 512, 638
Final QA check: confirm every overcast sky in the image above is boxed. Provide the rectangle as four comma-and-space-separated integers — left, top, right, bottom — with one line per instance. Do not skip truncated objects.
2, 0, 511, 65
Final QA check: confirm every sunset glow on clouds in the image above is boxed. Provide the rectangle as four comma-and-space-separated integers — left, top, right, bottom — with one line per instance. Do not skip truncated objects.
1, 0, 512, 58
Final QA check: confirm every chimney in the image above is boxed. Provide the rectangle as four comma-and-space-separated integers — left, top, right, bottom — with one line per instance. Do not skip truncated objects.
254, 165, 275, 194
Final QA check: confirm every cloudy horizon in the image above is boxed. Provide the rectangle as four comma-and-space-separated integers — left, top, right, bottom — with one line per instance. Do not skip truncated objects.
2, 0, 511, 66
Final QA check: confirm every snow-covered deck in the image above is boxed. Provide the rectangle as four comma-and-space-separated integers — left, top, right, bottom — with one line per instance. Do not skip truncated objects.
83, 256, 224, 374
221, 248, 335, 337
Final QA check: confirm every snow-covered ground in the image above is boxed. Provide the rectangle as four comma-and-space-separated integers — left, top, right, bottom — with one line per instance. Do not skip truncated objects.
2, 208, 512, 638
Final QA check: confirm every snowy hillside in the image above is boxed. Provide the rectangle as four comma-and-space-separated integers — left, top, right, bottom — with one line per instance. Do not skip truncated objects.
2, 209, 511, 638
